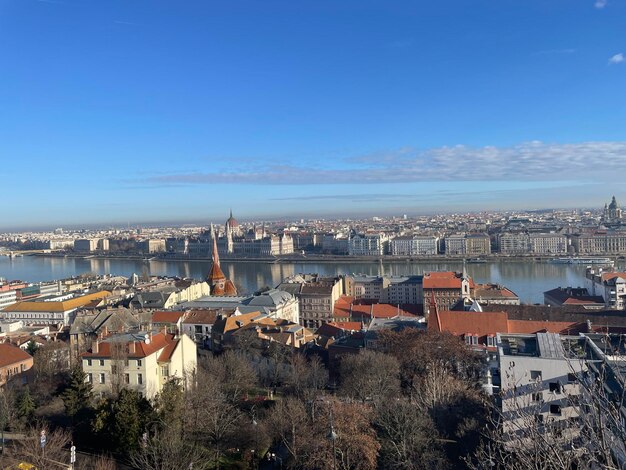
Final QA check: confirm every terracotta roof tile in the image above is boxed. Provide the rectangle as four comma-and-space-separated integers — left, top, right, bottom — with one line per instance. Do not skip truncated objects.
0, 343, 32, 368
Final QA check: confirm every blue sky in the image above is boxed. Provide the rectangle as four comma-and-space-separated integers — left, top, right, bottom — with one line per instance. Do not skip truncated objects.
1, 0, 625, 230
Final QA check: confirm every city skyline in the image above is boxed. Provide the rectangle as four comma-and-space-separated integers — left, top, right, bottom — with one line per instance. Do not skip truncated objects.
2, 0, 625, 230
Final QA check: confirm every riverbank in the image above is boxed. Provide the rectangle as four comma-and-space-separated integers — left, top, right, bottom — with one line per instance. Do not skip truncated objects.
29, 251, 620, 265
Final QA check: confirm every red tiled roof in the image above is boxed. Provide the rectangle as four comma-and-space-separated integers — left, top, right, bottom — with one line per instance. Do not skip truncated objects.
0, 343, 33, 368
431, 310, 508, 336
601, 272, 626, 282
81, 332, 177, 359
423, 272, 475, 289
158, 340, 179, 362
432, 310, 584, 336
507, 319, 582, 335
152, 311, 185, 323
334, 301, 420, 319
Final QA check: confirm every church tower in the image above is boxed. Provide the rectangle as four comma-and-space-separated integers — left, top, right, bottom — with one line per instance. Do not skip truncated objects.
206, 224, 237, 296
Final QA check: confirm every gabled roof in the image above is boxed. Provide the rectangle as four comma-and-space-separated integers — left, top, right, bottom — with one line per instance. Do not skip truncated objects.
182, 309, 219, 325
81, 332, 177, 359
0, 343, 32, 367
423, 272, 474, 289
432, 310, 584, 337
152, 310, 186, 324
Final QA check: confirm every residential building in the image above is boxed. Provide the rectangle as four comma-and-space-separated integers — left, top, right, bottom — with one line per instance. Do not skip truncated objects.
586, 268, 626, 310
345, 274, 424, 305
422, 270, 473, 316
0, 343, 33, 387
211, 310, 315, 352
498, 232, 530, 254
277, 274, 344, 328
181, 309, 219, 349
544, 287, 605, 309
81, 330, 197, 399
529, 233, 568, 254
348, 233, 389, 256
389, 236, 438, 256
496, 333, 585, 441
466, 234, 492, 256
1, 291, 110, 326
74, 239, 98, 252
136, 239, 166, 254
444, 234, 467, 255
472, 284, 520, 305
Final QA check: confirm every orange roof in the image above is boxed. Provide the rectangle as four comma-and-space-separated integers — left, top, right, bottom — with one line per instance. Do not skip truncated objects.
3, 291, 110, 313
81, 332, 176, 359
423, 272, 474, 289
601, 272, 626, 282
432, 310, 584, 337
507, 319, 581, 335
0, 343, 33, 368
224, 279, 238, 296
152, 311, 185, 323
334, 300, 420, 319
157, 340, 179, 362
432, 310, 508, 336
207, 262, 226, 282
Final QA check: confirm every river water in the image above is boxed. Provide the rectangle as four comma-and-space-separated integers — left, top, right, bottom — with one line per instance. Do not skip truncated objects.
1, 255, 622, 304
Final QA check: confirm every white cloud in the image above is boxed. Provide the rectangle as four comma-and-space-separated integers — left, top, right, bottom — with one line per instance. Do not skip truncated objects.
144, 140, 626, 186
595, 0, 607, 8
609, 53, 625, 64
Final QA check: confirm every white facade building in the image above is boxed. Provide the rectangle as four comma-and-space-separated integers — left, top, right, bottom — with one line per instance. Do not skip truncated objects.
348, 233, 389, 256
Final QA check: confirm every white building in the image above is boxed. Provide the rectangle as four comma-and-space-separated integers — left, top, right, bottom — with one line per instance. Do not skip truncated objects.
347, 275, 423, 304
495, 333, 584, 439
1, 291, 110, 326
81, 331, 197, 400
348, 233, 389, 256
585, 268, 626, 310
0, 290, 17, 310
529, 233, 568, 254
390, 236, 438, 256
498, 232, 530, 254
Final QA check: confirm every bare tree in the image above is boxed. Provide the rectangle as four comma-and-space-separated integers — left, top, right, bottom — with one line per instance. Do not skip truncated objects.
129, 429, 212, 470
7, 425, 71, 469
375, 399, 446, 470
338, 350, 401, 404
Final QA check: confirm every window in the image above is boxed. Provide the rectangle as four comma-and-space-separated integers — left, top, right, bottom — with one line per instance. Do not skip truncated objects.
567, 373, 577, 383
99, 373, 105, 384
550, 404, 562, 416
487, 336, 496, 347
161, 365, 169, 377
137, 359, 142, 367
549, 382, 562, 393
530, 370, 542, 381
138, 373, 143, 385
86, 373, 92, 383
531, 392, 543, 402
86, 359, 92, 367
99, 359, 105, 366
124, 359, 129, 367
534, 414, 544, 424
124, 374, 130, 384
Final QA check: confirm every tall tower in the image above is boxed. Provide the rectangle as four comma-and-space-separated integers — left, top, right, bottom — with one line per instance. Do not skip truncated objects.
461, 262, 471, 300
206, 224, 238, 296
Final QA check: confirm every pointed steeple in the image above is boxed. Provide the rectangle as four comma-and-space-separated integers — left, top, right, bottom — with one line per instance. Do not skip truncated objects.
462, 260, 469, 281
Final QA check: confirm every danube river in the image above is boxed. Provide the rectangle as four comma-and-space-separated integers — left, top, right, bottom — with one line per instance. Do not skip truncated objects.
2, 255, 624, 304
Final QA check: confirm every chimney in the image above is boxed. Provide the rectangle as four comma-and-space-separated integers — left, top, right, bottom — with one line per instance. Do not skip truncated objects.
93, 339, 99, 354
130, 341, 136, 354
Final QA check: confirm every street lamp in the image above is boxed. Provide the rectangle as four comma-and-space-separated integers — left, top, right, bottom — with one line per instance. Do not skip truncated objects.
327, 407, 338, 470
251, 409, 258, 469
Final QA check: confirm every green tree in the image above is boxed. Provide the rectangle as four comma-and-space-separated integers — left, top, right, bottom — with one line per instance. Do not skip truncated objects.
16, 388, 35, 423
92, 389, 154, 453
154, 378, 185, 435
62, 366, 93, 417
25, 339, 38, 356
